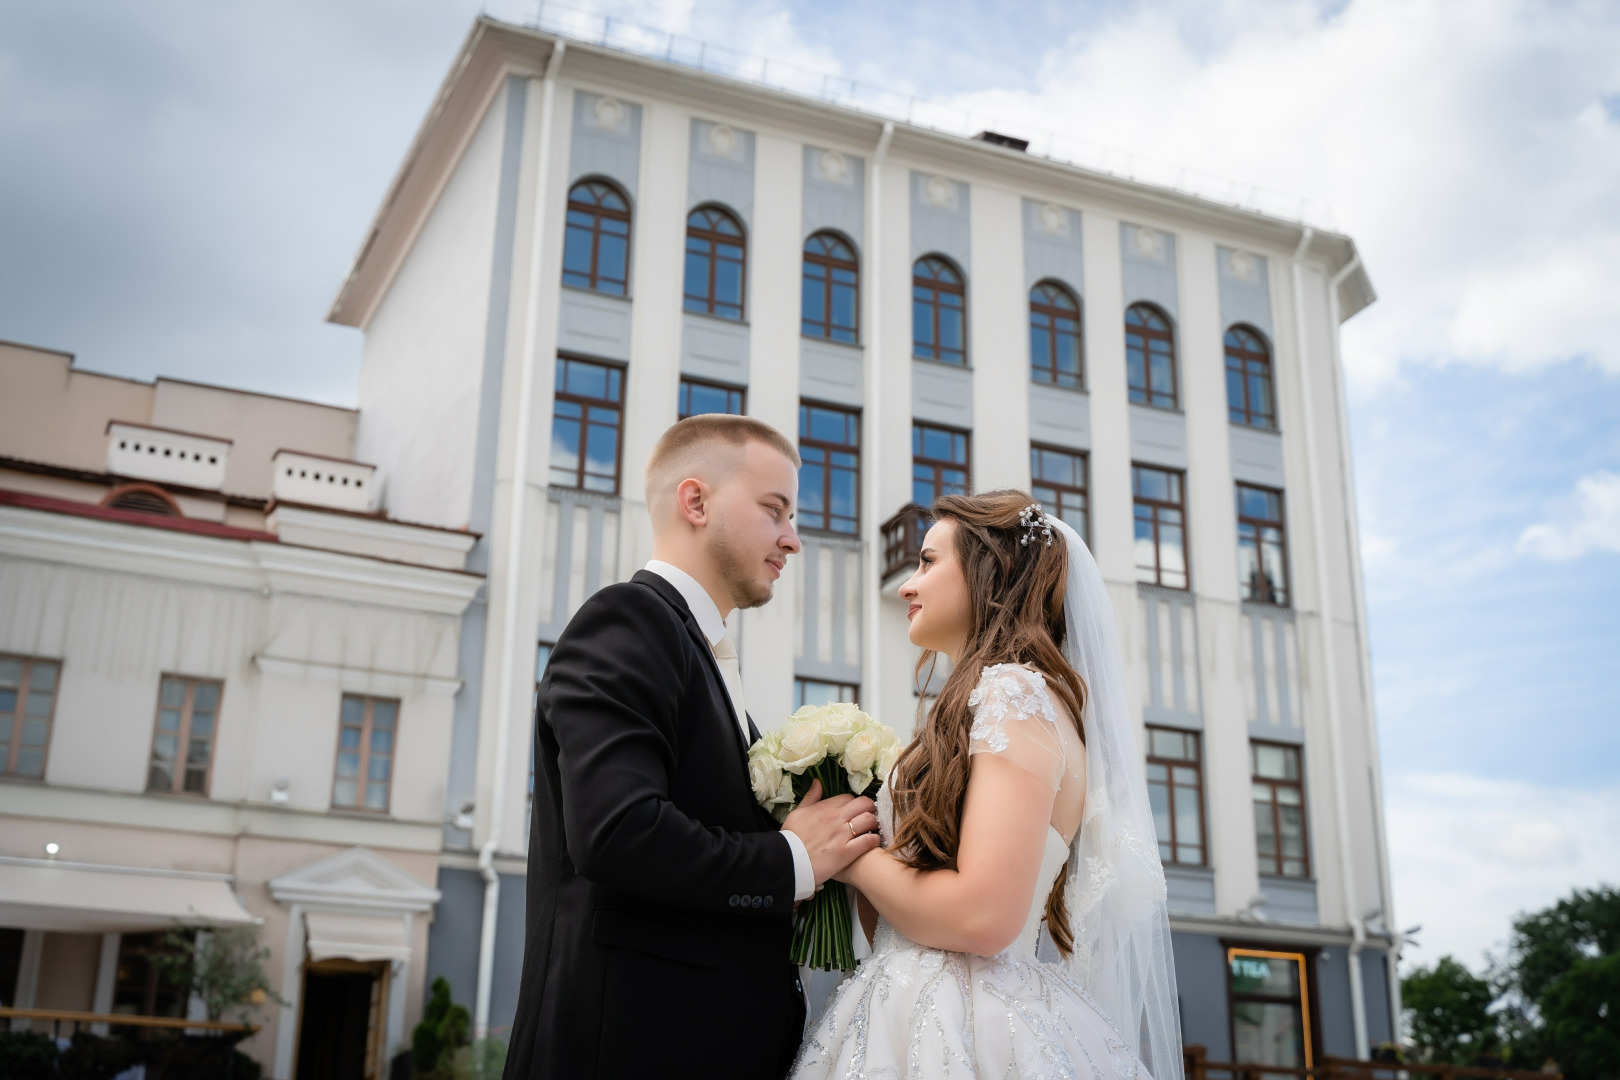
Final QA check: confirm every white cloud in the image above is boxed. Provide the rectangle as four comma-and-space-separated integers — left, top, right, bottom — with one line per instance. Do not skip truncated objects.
1519, 471, 1620, 560
1385, 772, 1620, 971
910, 0, 1620, 392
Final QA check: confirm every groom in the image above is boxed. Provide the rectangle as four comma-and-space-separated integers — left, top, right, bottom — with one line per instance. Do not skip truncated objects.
504, 415, 882, 1079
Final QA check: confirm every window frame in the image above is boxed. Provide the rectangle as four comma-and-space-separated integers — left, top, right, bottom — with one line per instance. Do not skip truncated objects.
683, 204, 747, 320
799, 400, 862, 536
549, 355, 627, 495
1251, 740, 1311, 879
1145, 725, 1207, 867
1225, 945, 1318, 1071
1132, 463, 1189, 590
678, 377, 746, 420
911, 255, 968, 366
146, 674, 223, 798
561, 177, 632, 296
1237, 482, 1290, 607
332, 694, 400, 814
0, 655, 60, 780
1029, 443, 1089, 547
1224, 324, 1277, 430
1029, 280, 1084, 389
802, 230, 860, 344
794, 678, 860, 709
912, 423, 972, 508
1125, 302, 1179, 410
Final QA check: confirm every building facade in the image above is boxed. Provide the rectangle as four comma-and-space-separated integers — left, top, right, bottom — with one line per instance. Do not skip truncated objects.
327, 14, 1395, 1070
0, 341, 482, 1077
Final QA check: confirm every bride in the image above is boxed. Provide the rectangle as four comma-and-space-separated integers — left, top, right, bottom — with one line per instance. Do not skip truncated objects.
791, 490, 1182, 1080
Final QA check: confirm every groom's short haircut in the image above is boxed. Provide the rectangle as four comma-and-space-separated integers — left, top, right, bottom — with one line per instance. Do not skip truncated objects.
645, 415, 800, 519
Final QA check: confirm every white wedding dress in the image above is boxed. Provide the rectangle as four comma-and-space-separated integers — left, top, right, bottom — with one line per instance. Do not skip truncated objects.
790, 664, 1153, 1080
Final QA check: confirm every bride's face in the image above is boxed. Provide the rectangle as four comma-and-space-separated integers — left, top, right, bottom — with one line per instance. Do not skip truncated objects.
898, 519, 971, 660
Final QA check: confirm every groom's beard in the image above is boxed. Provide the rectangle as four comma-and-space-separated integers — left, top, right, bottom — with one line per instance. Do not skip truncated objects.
708, 531, 774, 610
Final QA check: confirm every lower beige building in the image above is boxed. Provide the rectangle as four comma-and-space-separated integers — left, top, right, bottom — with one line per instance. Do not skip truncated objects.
0, 340, 481, 1077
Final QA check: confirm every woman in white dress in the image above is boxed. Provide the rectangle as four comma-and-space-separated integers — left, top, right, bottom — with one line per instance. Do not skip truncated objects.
791, 490, 1183, 1080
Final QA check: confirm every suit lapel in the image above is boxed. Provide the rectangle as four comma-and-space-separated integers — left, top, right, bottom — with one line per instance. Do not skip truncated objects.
632, 571, 756, 766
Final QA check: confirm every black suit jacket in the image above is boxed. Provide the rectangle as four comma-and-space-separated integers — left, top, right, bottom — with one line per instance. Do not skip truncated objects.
503, 570, 805, 1080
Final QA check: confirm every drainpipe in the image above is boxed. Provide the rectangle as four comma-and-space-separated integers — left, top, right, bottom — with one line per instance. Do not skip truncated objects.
475, 38, 565, 1041
862, 120, 894, 701
1292, 227, 1370, 1058
1325, 251, 1403, 1042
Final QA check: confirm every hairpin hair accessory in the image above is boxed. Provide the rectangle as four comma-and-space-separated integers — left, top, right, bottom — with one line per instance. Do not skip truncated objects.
1018, 503, 1054, 547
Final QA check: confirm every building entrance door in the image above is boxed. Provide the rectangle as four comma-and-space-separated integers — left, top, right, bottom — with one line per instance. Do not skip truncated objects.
295, 959, 388, 1080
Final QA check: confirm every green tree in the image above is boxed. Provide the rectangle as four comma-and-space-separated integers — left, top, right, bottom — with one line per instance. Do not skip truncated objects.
411, 976, 471, 1078
150, 925, 282, 1023
1538, 951, 1620, 1080
1402, 955, 1499, 1065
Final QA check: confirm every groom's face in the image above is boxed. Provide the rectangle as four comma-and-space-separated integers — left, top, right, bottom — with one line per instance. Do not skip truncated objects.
706, 440, 802, 610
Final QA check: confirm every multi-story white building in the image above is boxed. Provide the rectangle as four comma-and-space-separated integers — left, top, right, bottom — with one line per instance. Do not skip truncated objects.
0, 340, 482, 1077
326, 13, 1393, 1071
325, 14, 1393, 1062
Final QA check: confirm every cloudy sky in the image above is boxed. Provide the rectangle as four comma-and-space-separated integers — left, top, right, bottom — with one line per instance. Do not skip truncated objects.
3, 0, 1617, 974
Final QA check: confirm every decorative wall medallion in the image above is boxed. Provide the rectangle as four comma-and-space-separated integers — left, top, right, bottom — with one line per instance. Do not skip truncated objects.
816, 148, 850, 184
1133, 225, 1165, 259
924, 175, 955, 208
589, 95, 626, 133
705, 122, 739, 158
1036, 202, 1067, 236
1228, 249, 1259, 282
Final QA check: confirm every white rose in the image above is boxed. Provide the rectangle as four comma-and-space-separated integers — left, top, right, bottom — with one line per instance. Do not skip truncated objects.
842, 728, 883, 774
876, 742, 901, 779
818, 709, 859, 754
845, 767, 874, 795
748, 752, 783, 805
776, 718, 826, 773
770, 774, 797, 822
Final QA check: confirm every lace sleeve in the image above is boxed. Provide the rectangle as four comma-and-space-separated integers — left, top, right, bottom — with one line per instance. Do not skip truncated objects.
967, 663, 1067, 791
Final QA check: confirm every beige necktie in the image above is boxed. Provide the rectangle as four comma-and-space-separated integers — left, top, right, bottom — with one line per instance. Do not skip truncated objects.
711, 633, 751, 747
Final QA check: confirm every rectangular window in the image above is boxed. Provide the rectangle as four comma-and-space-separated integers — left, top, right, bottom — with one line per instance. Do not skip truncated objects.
333, 695, 399, 813
1229, 948, 1313, 1071
912, 424, 970, 508
1252, 741, 1309, 878
1146, 726, 1205, 866
550, 357, 625, 494
147, 676, 222, 796
1237, 484, 1289, 606
1133, 464, 1187, 589
0, 655, 60, 779
800, 403, 861, 535
794, 678, 859, 709
113, 931, 195, 1019
678, 378, 745, 420
1030, 445, 1088, 544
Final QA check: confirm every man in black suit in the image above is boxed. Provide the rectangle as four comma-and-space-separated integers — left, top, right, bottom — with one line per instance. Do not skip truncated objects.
505, 415, 881, 1079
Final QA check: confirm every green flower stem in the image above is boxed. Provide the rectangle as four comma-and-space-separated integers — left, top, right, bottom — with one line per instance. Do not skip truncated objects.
788, 757, 863, 971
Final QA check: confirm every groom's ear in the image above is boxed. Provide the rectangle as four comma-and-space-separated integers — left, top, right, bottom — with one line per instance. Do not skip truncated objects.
675, 476, 710, 528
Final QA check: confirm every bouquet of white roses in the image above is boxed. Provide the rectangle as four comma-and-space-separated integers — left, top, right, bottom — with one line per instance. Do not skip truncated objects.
748, 701, 900, 972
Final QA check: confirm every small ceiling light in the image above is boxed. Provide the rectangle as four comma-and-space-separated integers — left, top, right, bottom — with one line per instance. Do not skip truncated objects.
44, 842, 60, 856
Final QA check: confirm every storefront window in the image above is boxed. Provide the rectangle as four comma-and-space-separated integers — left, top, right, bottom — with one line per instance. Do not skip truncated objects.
1229, 948, 1312, 1073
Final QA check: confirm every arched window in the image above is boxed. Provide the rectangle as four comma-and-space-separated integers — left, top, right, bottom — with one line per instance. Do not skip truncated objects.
102, 483, 181, 517
912, 255, 966, 365
683, 205, 746, 320
1029, 281, 1083, 389
1224, 325, 1276, 429
561, 179, 630, 295
1125, 303, 1177, 409
802, 232, 858, 343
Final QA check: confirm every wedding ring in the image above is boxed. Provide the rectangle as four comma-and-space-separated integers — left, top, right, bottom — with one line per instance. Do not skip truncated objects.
847, 821, 859, 839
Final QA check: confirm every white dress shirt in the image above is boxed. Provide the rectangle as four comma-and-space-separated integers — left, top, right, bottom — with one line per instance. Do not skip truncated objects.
644, 560, 816, 902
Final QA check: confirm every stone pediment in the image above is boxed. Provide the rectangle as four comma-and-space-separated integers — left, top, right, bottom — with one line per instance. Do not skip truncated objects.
268, 846, 439, 914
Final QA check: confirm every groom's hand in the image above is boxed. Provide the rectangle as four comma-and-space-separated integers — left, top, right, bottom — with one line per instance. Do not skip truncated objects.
781, 779, 881, 887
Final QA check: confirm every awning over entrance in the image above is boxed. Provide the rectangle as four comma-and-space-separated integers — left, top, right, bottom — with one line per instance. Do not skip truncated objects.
304, 910, 412, 963
0, 855, 258, 933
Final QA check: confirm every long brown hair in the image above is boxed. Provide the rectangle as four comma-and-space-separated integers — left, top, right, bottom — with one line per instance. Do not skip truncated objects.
888, 489, 1088, 956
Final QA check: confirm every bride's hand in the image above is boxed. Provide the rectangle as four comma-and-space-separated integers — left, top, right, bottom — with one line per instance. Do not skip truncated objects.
831, 842, 884, 885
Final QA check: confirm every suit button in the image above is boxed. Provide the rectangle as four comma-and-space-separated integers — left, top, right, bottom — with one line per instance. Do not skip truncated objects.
752, 896, 763, 908
763, 895, 774, 909
729, 895, 740, 907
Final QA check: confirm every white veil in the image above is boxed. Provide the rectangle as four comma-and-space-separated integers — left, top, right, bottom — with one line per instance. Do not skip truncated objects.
1049, 516, 1183, 1080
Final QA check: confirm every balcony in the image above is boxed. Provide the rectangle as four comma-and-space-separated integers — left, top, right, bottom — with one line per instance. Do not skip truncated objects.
880, 503, 928, 584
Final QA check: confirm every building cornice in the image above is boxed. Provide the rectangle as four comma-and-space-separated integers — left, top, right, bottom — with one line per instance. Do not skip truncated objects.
0, 501, 482, 616
329, 16, 1374, 329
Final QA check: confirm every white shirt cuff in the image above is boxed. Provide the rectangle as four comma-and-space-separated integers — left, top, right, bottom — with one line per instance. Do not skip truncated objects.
782, 830, 815, 901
